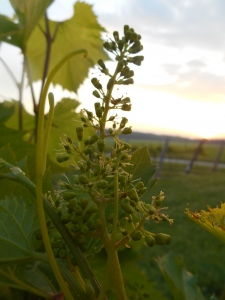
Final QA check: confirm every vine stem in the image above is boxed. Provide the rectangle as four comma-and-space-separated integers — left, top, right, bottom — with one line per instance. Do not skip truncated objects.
36, 49, 87, 299
98, 170, 127, 300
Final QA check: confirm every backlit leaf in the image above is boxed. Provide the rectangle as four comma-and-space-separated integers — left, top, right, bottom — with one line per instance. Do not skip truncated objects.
186, 203, 225, 243
26, 1, 109, 92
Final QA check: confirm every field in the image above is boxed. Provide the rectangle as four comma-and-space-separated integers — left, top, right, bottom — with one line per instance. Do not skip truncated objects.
134, 162, 225, 299
105, 136, 225, 164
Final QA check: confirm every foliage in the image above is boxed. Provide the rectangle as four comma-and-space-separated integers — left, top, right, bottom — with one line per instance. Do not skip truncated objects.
186, 203, 225, 244
157, 251, 206, 300
0, 18, 174, 299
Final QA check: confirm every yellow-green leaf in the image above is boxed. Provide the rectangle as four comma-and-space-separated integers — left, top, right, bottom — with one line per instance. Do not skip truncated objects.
186, 203, 225, 243
26, 1, 109, 92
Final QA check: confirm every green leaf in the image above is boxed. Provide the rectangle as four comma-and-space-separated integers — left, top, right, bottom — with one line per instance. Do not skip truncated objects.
26, 1, 109, 92
156, 251, 206, 300
0, 125, 36, 179
47, 98, 95, 169
0, 15, 22, 48
0, 101, 15, 123
0, 195, 39, 262
125, 146, 158, 185
9, 0, 53, 45
4, 100, 35, 131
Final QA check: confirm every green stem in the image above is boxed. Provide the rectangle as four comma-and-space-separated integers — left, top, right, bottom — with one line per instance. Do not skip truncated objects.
98, 170, 126, 300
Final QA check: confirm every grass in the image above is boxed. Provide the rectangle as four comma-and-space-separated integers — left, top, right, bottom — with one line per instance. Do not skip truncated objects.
136, 162, 225, 299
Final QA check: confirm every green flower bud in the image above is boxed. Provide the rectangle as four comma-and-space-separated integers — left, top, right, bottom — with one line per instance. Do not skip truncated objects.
108, 115, 116, 121
135, 182, 145, 189
108, 128, 114, 134
74, 205, 83, 216
103, 41, 112, 51
72, 175, 78, 184
88, 219, 102, 230
63, 192, 77, 201
122, 127, 132, 135
83, 123, 88, 128
67, 198, 77, 213
80, 225, 89, 235
80, 198, 89, 210
61, 213, 71, 224
124, 70, 134, 79
97, 139, 105, 152
71, 214, 80, 224
93, 90, 101, 98
126, 188, 139, 202
124, 25, 130, 34
113, 31, 119, 42
121, 97, 131, 104
121, 104, 132, 111
89, 134, 99, 145
123, 78, 134, 85
91, 77, 102, 90
145, 235, 156, 247
83, 146, 93, 155
73, 141, 80, 150
98, 58, 106, 69
78, 175, 89, 185
76, 126, 84, 141
56, 155, 69, 163
120, 117, 128, 128
130, 230, 142, 241
86, 110, 93, 120
155, 233, 171, 245
107, 78, 114, 90
85, 203, 98, 214
59, 249, 67, 259
123, 142, 131, 150
71, 224, 80, 233
129, 55, 144, 66
96, 180, 108, 189
108, 213, 114, 224
118, 39, 125, 51
96, 107, 103, 118
121, 202, 134, 214
53, 248, 60, 258
120, 66, 130, 77
130, 32, 138, 43
119, 175, 127, 186
128, 44, 143, 54
125, 31, 131, 43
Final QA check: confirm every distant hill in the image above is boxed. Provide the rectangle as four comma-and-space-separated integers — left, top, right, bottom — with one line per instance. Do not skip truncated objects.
120, 131, 224, 144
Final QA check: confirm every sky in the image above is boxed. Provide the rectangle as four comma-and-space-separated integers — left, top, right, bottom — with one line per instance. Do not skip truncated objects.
1, 0, 225, 139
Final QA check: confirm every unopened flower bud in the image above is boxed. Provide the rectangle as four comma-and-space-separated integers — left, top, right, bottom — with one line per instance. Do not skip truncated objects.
122, 127, 132, 135
91, 77, 102, 90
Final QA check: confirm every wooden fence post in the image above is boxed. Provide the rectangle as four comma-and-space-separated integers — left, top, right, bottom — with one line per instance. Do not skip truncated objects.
212, 140, 224, 172
155, 138, 169, 177
185, 139, 206, 173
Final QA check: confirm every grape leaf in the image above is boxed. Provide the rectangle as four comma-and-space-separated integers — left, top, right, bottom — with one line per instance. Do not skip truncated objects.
157, 251, 206, 300
125, 146, 158, 185
0, 195, 39, 262
0, 101, 15, 123
26, 1, 109, 92
186, 203, 225, 243
0, 0, 52, 48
